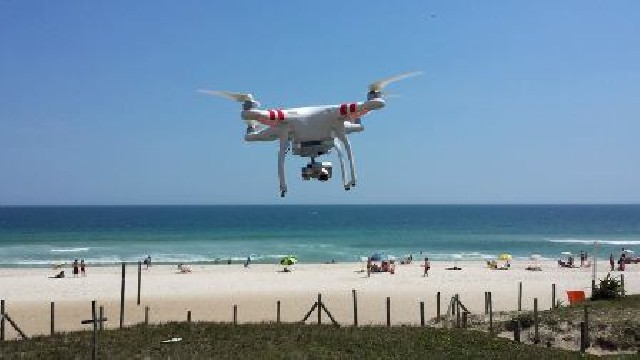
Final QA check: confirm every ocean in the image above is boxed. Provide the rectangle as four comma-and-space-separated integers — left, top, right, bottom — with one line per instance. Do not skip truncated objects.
0, 205, 638, 267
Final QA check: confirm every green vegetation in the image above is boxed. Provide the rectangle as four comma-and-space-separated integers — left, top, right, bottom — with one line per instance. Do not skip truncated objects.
592, 274, 625, 301
0, 322, 600, 359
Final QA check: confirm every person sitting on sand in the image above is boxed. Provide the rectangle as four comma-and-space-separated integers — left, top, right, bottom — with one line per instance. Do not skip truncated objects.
177, 264, 192, 273
49, 270, 65, 278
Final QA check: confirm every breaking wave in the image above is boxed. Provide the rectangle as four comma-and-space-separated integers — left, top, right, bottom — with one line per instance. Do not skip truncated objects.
547, 239, 640, 245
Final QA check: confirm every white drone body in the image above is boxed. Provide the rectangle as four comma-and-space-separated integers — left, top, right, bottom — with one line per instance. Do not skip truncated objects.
199, 72, 420, 197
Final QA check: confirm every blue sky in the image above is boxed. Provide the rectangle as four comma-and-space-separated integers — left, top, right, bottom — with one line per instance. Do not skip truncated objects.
0, 1, 638, 205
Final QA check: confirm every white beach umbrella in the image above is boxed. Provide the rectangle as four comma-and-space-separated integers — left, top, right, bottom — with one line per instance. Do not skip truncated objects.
530, 254, 541, 268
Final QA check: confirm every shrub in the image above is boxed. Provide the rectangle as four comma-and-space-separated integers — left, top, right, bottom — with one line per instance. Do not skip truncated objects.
591, 273, 623, 300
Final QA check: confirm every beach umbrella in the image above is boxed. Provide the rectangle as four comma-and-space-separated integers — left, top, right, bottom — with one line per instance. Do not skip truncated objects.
530, 254, 541, 268
280, 256, 297, 266
561, 251, 572, 256
623, 249, 635, 254
498, 253, 512, 261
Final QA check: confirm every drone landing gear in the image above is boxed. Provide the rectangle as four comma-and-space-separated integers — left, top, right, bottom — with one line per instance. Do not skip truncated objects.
344, 181, 355, 191
280, 191, 286, 198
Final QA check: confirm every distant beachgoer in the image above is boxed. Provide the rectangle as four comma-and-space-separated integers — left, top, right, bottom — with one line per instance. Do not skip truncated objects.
580, 251, 585, 267
72, 259, 79, 277
244, 256, 251, 268
610, 253, 615, 271
423, 257, 430, 277
147, 255, 152, 268
80, 259, 86, 276
49, 270, 65, 278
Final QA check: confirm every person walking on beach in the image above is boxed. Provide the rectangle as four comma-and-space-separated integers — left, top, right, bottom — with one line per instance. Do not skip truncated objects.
80, 259, 86, 276
610, 253, 615, 271
579, 251, 585, 267
423, 257, 430, 277
72, 259, 79, 278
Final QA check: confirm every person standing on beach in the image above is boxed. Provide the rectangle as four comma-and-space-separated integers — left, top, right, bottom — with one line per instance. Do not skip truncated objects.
609, 253, 615, 271
72, 259, 79, 278
423, 257, 430, 277
80, 259, 86, 277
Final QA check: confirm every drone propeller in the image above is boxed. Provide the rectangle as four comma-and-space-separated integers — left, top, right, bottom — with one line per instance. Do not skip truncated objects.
197, 90, 261, 108
367, 71, 422, 98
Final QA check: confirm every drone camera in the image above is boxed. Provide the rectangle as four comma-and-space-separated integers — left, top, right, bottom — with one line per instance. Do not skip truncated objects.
301, 161, 332, 181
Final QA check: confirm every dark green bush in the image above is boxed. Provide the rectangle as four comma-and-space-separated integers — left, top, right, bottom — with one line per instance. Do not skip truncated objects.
591, 273, 623, 300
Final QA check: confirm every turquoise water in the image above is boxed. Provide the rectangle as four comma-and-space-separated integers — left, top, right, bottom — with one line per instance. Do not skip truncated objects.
0, 205, 638, 267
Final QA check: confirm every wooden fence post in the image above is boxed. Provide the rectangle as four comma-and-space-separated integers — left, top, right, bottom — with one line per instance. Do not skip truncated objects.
551, 283, 556, 309
92, 300, 98, 360
489, 291, 493, 333
436, 292, 441, 322
455, 294, 460, 328
50, 301, 55, 335
580, 322, 587, 352
120, 262, 125, 328
233, 305, 237, 325
621, 274, 625, 296
317, 294, 322, 325
484, 292, 488, 314
534, 298, 539, 344
583, 305, 590, 348
518, 281, 522, 311
420, 301, 425, 327
277, 301, 281, 324
144, 306, 149, 325
386, 297, 391, 327
352, 289, 358, 327
1, 299, 5, 341
137, 261, 142, 306
99, 306, 104, 331
187, 310, 191, 323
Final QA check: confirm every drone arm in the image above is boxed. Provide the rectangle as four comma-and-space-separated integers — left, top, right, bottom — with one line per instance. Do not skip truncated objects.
333, 139, 348, 190
361, 99, 385, 112
277, 129, 288, 197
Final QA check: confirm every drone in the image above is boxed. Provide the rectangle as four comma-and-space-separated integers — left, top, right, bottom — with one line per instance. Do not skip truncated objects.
199, 71, 421, 197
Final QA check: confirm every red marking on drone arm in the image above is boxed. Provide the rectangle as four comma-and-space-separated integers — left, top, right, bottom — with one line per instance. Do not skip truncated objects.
340, 104, 347, 116
349, 103, 357, 113
276, 109, 285, 121
269, 110, 276, 121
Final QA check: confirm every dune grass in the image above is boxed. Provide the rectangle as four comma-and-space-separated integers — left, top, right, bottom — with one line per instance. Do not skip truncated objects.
0, 322, 606, 359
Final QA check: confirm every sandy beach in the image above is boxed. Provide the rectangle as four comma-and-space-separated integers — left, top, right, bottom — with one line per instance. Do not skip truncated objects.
0, 260, 637, 339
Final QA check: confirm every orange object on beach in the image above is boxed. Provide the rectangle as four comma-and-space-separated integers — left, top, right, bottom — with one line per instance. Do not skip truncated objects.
566, 290, 585, 305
